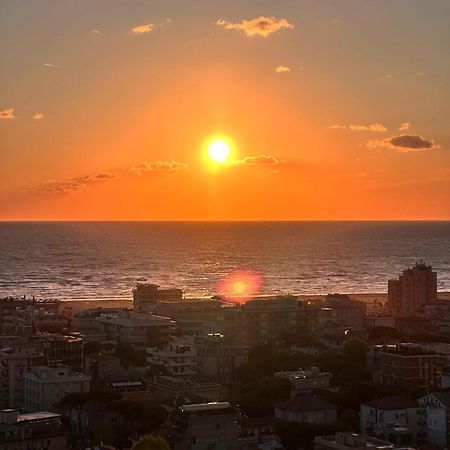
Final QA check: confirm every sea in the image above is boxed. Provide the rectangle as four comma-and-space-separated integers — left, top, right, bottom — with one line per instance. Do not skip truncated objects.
0, 221, 449, 301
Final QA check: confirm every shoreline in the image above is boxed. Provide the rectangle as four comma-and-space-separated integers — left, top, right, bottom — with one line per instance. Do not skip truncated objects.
63, 291, 450, 313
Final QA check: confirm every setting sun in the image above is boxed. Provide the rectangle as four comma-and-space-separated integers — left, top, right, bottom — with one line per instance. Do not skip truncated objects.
207, 139, 230, 164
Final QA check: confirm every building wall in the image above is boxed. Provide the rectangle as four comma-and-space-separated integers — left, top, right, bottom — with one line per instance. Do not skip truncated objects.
274, 407, 337, 424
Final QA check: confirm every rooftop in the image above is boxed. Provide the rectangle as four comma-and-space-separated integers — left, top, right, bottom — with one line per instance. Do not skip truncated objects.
363, 396, 418, 411
181, 402, 230, 413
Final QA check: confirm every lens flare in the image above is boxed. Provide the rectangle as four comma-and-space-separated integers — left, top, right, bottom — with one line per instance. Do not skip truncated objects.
216, 270, 262, 304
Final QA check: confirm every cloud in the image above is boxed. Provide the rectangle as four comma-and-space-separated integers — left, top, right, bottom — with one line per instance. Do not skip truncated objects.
0, 108, 15, 119
234, 155, 281, 166
90, 30, 101, 37
32, 112, 45, 120
367, 134, 440, 152
132, 23, 154, 34
37, 172, 119, 194
275, 65, 290, 73
399, 122, 411, 131
327, 123, 387, 132
130, 160, 188, 175
215, 16, 294, 37
42, 63, 58, 68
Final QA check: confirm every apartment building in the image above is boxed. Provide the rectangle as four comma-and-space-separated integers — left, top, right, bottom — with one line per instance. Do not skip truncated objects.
274, 367, 332, 397
133, 283, 183, 312
24, 365, 91, 412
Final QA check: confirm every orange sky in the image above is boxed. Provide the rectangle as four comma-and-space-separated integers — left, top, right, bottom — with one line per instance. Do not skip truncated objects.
1, 0, 449, 220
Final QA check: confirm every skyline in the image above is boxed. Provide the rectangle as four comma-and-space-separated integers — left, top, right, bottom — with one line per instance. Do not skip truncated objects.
1, 0, 449, 220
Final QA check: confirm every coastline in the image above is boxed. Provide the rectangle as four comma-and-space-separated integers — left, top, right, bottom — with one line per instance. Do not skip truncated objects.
64, 291, 450, 313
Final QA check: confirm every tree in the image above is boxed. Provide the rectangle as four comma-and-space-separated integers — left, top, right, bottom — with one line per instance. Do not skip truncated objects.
342, 338, 369, 365
131, 435, 170, 450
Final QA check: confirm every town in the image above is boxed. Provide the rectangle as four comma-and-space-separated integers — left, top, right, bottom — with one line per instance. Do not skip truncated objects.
1, 261, 450, 450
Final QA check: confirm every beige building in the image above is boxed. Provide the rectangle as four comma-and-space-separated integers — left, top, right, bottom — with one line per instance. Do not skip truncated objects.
0, 409, 66, 450
0, 344, 45, 408
274, 367, 332, 397
133, 283, 183, 312
24, 366, 91, 412
314, 432, 393, 450
388, 262, 437, 316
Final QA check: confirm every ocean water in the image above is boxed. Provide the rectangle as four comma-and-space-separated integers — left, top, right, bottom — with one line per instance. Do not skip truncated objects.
0, 221, 449, 300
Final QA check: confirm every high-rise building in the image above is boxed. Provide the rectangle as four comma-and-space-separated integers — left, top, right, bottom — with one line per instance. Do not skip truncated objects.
133, 283, 183, 312
388, 262, 437, 316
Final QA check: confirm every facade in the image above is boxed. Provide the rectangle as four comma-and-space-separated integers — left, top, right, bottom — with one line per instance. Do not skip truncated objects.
368, 343, 441, 389
176, 402, 241, 450
0, 409, 66, 450
224, 297, 301, 347
197, 333, 249, 382
274, 367, 332, 397
24, 365, 91, 412
147, 335, 197, 380
418, 392, 450, 446
360, 396, 425, 446
388, 262, 437, 316
314, 432, 394, 450
133, 283, 183, 312
363, 315, 395, 331
0, 344, 46, 408
41, 333, 83, 371
322, 294, 367, 329
95, 310, 175, 351
274, 396, 337, 424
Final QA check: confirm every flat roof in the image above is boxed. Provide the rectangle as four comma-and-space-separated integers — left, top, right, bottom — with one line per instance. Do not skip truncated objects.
18, 411, 61, 422
181, 402, 230, 413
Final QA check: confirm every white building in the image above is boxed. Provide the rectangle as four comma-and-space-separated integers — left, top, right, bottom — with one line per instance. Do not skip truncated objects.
274, 367, 332, 397
24, 366, 91, 412
147, 335, 197, 380
95, 310, 175, 351
360, 396, 425, 446
418, 392, 450, 446
314, 432, 394, 450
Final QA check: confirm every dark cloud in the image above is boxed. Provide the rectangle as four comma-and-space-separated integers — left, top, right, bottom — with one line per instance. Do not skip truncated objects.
368, 134, 440, 152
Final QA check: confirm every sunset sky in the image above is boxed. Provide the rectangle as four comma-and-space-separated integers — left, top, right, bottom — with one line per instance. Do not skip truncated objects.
1, 0, 449, 220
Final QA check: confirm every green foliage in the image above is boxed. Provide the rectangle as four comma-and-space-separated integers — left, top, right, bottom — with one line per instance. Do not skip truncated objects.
237, 376, 290, 417
116, 343, 147, 367
274, 421, 351, 450
342, 338, 369, 365
108, 399, 167, 428
131, 434, 170, 450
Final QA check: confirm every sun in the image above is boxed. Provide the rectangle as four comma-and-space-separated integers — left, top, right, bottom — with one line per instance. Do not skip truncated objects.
208, 139, 230, 164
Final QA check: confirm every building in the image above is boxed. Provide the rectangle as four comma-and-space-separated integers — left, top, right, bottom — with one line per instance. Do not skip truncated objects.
0, 343, 46, 408
360, 396, 425, 446
274, 367, 332, 397
24, 365, 91, 412
224, 296, 301, 347
41, 333, 84, 371
388, 262, 437, 316
85, 353, 125, 382
133, 283, 183, 312
0, 408, 66, 450
322, 294, 367, 329
95, 310, 175, 351
146, 375, 224, 403
147, 335, 197, 380
418, 392, 450, 446
274, 396, 337, 424
314, 432, 394, 450
197, 333, 249, 383
176, 402, 241, 450
363, 315, 395, 331
368, 344, 441, 389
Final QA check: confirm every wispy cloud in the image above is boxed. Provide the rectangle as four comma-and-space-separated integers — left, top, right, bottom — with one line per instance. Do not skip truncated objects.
32, 112, 45, 120
367, 134, 440, 152
90, 30, 101, 37
215, 16, 294, 37
275, 65, 290, 73
234, 155, 281, 166
129, 160, 188, 175
132, 23, 154, 34
42, 63, 58, 68
399, 122, 411, 131
327, 123, 388, 132
37, 172, 119, 194
0, 108, 15, 119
